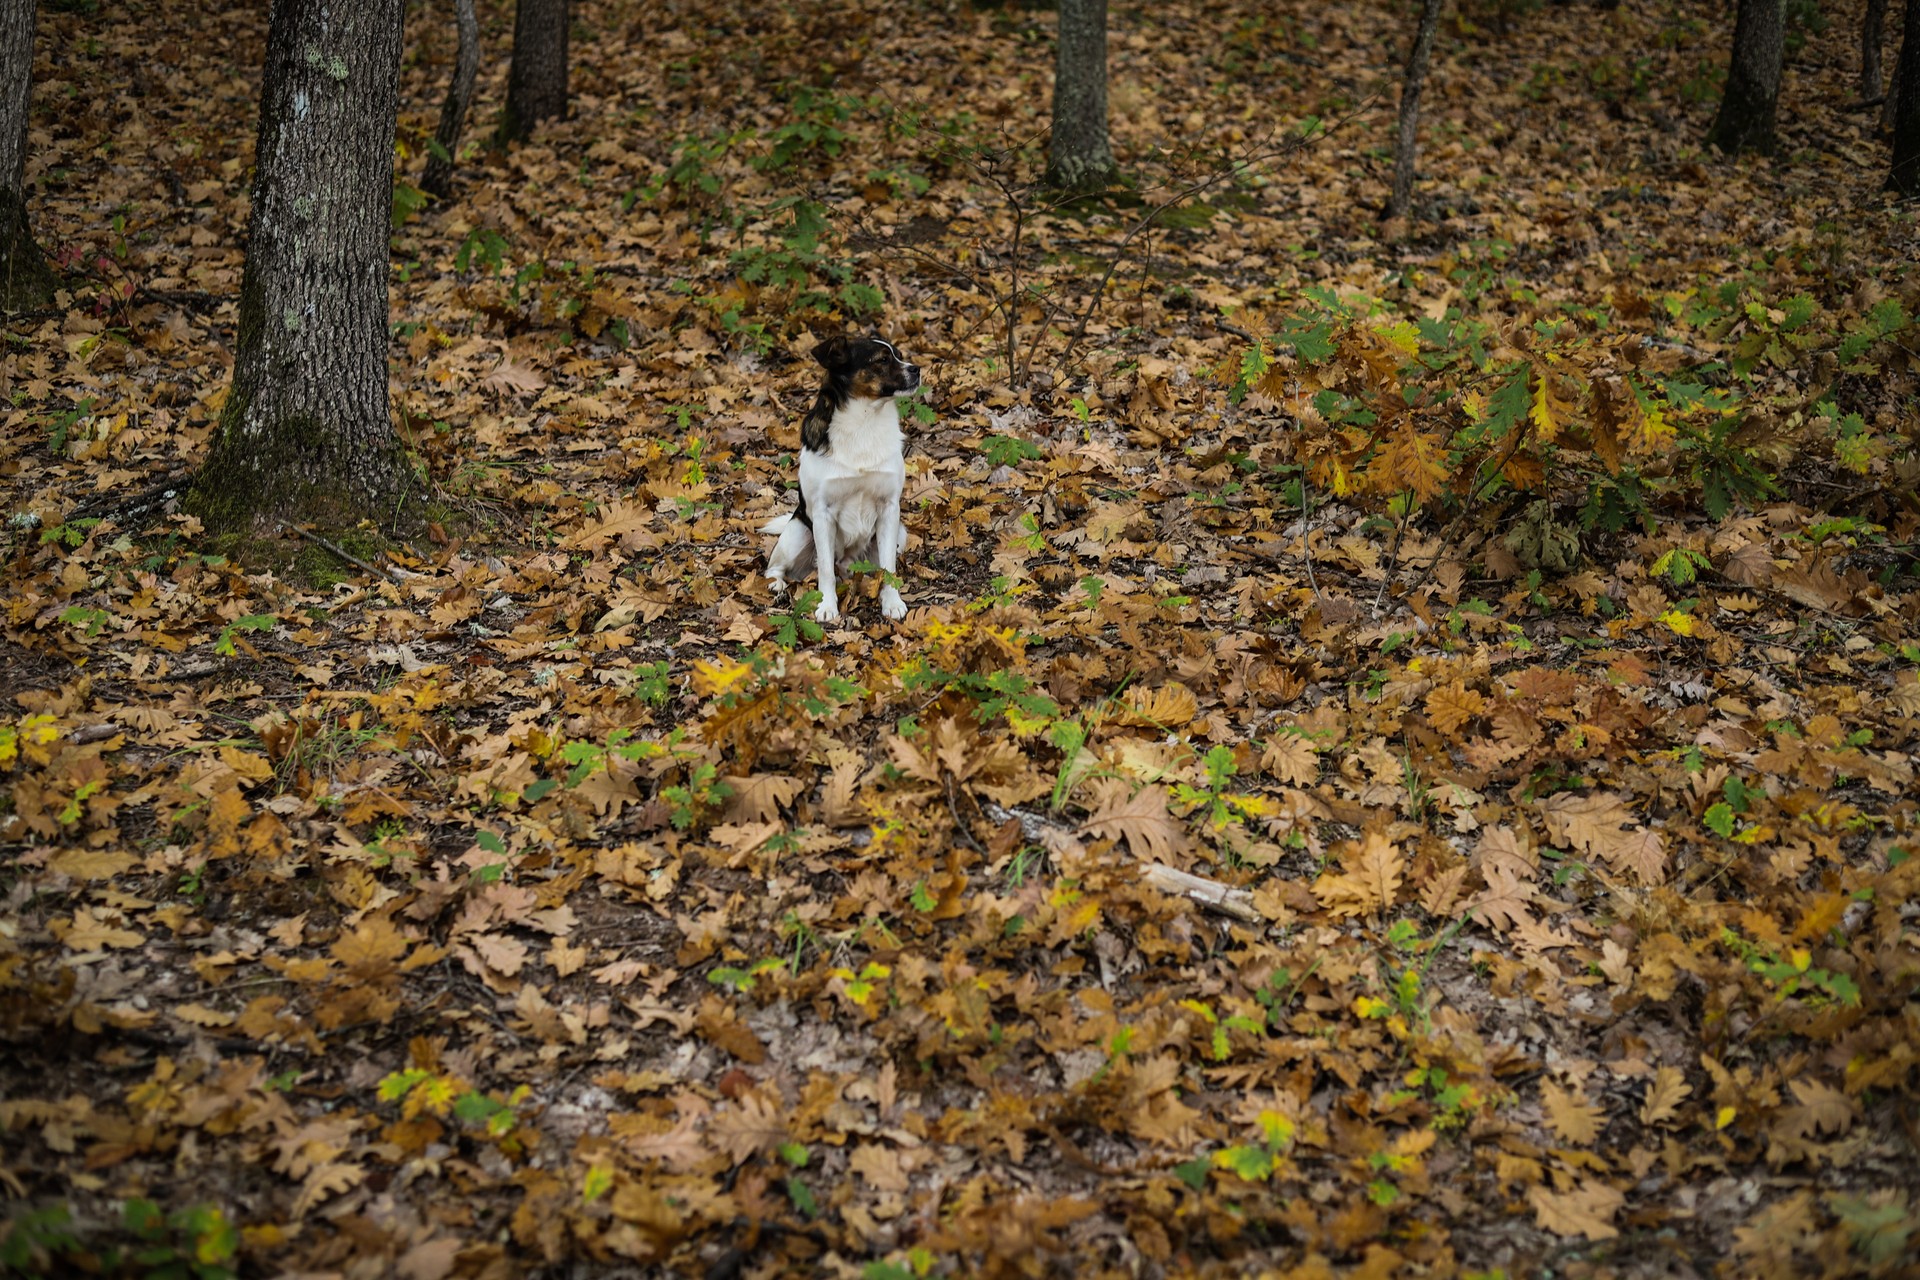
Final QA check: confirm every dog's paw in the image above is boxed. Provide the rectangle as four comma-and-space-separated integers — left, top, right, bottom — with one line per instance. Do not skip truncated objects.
813, 597, 840, 624
766, 574, 787, 596
880, 588, 906, 621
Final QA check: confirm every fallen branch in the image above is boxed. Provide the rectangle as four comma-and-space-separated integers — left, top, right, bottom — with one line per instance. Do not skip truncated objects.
276, 520, 406, 585
1140, 862, 1259, 923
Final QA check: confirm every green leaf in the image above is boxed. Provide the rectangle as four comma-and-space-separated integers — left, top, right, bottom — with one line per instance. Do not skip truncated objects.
786, 1175, 818, 1218
1212, 1144, 1274, 1181
453, 1091, 506, 1124
980, 435, 1042, 468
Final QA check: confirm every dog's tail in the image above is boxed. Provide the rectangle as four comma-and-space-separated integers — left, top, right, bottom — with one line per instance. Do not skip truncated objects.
759, 513, 791, 536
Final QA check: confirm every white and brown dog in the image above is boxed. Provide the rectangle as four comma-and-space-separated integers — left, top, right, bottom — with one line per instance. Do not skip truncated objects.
763, 335, 920, 624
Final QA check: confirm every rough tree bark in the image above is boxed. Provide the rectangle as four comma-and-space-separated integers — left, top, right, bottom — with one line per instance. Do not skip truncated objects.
1046, 0, 1117, 194
1892, 0, 1920, 195
1887, 50, 1905, 133
421, 0, 479, 199
1387, 0, 1448, 222
1707, 0, 1787, 155
186, 0, 413, 536
1862, 0, 1889, 98
498, 0, 568, 144
1, 0, 56, 312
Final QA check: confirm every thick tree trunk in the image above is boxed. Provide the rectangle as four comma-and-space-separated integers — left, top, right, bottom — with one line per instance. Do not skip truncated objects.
1707, 0, 1786, 155
1388, 0, 1448, 222
1, 0, 55, 312
1888, 45, 1906, 133
498, 0, 568, 144
187, 0, 412, 536
422, 0, 479, 199
1892, 0, 1920, 194
1863, 0, 1890, 98
1046, 0, 1117, 194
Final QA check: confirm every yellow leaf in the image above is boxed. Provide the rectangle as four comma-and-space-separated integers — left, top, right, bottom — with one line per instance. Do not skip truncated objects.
1658, 609, 1696, 636
1716, 1106, 1737, 1130
692, 658, 754, 699
1529, 370, 1565, 440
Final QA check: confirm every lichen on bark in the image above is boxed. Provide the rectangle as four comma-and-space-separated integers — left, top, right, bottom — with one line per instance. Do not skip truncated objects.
1045, 0, 1119, 195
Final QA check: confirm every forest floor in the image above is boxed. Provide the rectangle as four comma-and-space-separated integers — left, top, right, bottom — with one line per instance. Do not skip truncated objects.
4, 0, 1920, 1276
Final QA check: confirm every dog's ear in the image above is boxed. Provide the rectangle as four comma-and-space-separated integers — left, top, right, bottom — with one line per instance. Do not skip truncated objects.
813, 335, 852, 370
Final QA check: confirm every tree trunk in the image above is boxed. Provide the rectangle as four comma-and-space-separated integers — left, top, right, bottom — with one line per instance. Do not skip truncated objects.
1892, 0, 1920, 195
186, 0, 413, 536
1862, 0, 1889, 98
1, 0, 55, 312
498, 0, 568, 144
1388, 0, 1448, 222
422, 0, 479, 200
1707, 0, 1786, 155
1887, 42, 1906, 133
1046, 0, 1117, 194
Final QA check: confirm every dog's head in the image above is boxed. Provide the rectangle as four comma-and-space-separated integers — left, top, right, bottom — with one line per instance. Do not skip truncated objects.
814, 335, 922, 403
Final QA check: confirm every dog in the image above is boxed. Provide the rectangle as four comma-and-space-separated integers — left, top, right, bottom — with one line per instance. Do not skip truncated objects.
762, 335, 921, 624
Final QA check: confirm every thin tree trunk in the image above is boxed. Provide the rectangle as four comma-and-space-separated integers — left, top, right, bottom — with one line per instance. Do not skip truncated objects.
1, 0, 55, 312
1388, 0, 1448, 222
1046, 0, 1117, 194
422, 0, 479, 200
1707, 0, 1787, 155
1862, 0, 1890, 98
187, 0, 412, 536
499, 0, 568, 144
1892, 0, 1920, 195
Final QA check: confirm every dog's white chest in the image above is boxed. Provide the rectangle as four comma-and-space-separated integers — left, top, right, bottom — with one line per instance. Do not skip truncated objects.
800, 400, 904, 544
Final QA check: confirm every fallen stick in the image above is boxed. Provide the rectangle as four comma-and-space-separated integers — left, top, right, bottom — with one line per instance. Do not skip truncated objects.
277, 520, 406, 585
1140, 863, 1260, 923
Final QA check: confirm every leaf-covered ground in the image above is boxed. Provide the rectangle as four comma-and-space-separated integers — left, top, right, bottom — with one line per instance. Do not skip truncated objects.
4, 0, 1919, 1276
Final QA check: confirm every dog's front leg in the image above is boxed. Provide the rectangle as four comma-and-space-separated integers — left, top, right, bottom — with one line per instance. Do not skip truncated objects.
812, 516, 840, 623
875, 508, 906, 621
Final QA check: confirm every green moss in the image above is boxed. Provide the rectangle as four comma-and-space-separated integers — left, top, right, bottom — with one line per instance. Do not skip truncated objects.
197, 523, 401, 590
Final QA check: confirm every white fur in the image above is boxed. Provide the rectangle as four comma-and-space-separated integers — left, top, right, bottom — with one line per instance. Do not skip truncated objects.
764, 397, 908, 624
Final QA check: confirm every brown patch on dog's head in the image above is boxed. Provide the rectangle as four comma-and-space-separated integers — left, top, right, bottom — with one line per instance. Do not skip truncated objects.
850, 367, 888, 400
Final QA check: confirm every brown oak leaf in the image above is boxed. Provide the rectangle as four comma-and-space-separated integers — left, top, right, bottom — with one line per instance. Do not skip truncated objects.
1082, 781, 1186, 861
1543, 1080, 1604, 1146
1529, 1180, 1622, 1241
706, 1091, 787, 1166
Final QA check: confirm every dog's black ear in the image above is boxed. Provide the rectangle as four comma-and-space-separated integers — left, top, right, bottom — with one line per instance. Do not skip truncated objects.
813, 335, 852, 369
